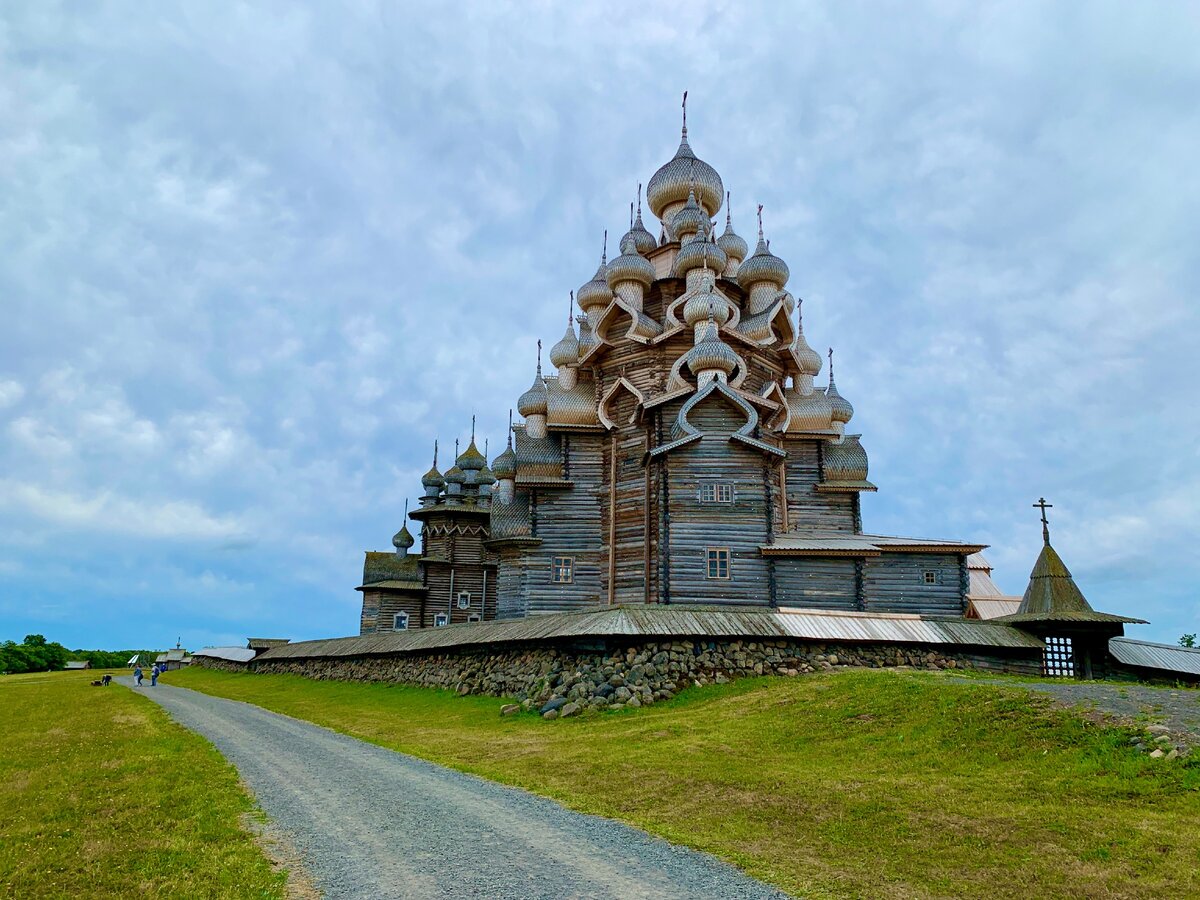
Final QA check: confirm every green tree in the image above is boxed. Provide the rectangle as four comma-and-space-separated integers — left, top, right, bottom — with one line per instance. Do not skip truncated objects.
1181, 634, 1197, 648
23, 634, 47, 647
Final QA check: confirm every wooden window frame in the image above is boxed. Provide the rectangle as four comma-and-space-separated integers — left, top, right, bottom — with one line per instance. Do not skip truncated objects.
393, 612, 409, 631
698, 483, 734, 503
923, 570, 937, 585
706, 547, 731, 580
467, 613, 481, 623
434, 612, 449, 627
552, 556, 574, 584
456, 591, 472, 610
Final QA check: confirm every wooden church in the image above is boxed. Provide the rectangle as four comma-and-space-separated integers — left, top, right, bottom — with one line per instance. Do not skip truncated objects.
358, 96, 1001, 636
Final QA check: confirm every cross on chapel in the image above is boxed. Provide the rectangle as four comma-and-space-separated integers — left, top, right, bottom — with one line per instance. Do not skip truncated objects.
1033, 497, 1053, 545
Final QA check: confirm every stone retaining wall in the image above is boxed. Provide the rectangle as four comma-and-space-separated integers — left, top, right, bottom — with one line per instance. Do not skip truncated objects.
192, 638, 1040, 716
190, 657, 254, 672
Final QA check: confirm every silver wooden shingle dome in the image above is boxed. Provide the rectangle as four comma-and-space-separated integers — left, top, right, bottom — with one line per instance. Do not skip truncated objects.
685, 317, 739, 379
456, 437, 487, 472
517, 344, 549, 417
647, 96, 723, 218
421, 441, 444, 488
549, 320, 579, 369
670, 188, 710, 242
793, 299, 822, 376
674, 230, 727, 279
826, 350, 854, 424
627, 186, 658, 255
606, 232, 655, 287
684, 279, 731, 328
576, 234, 612, 311
392, 523, 415, 550
737, 236, 790, 290
716, 194, 748, 263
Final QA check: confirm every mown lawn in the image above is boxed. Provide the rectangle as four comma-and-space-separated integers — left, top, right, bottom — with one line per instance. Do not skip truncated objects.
0, 670, 284, 899
171, 666, 1200, 900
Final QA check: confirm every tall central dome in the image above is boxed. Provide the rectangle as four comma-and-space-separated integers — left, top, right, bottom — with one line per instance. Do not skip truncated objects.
646, 92, 724, 224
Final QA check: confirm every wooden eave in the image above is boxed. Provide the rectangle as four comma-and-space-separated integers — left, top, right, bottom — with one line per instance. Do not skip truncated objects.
482, 536, 543, 549
409, 504, 492, 521
356, 580, 428, 592
760, 546, 882, 558
815, 482, 879, 493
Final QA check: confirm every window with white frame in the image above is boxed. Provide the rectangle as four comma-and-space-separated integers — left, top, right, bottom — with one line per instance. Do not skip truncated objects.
552, 556, 573, 584
434, 612, 448, 627
706, 548, 731, 580
456, 592, 472, 610
393, 612, 409, 631
699, 483, 734, 503
467, 613, 481, 623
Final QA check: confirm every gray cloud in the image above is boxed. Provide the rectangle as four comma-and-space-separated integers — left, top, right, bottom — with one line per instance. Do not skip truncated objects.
1, 1, 1197, 648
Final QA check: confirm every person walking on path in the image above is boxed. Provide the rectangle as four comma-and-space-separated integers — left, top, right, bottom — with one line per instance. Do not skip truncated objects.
133, 664, 143, 686
151, 664, 159, 687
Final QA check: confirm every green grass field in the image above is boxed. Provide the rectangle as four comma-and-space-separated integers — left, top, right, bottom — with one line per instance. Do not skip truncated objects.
0, 670, 284, 899
171, 666, 1200, 900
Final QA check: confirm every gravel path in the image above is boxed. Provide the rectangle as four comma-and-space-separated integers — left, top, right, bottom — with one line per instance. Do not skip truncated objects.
946, 676, 1200, 746
125, 679, 790, 900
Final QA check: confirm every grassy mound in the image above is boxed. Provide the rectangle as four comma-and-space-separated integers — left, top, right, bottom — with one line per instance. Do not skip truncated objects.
171, 666, 1200, 899
0, 670, 284, 899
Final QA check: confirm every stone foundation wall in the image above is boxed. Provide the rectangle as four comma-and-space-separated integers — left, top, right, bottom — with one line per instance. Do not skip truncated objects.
245, 638, 1039, 715
191, 657, 252, 672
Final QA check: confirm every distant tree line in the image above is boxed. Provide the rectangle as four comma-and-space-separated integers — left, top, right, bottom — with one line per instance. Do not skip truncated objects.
1, 634, 162, 674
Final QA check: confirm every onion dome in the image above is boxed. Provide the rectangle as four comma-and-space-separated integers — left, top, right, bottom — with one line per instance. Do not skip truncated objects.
421, 441, 444, 489
517, 342, 548, 417
457, 436, 486, 472
826, 349, 854, 424
627, 186, 657, 255
576, 233, 612, 311
823, 435, 868, 483
670, 188, 709, 242
443, 463, 466, 485
392, 523, 415, 551
605, 232, 655, 288
549, 298, 579, 369
685, 315, 739, 380
647, 93, 724, 218
737, 207, 789, 290
716, 193, 748, 264
793, 298, 822, 376
683, 280, 731, 328
476, 456, 496, 488
673, 229, 727, 279
787, 389, 833, 431
492, 412, 517, 479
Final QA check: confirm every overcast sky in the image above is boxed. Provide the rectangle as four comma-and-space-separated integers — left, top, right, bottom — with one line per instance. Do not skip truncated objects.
2, 2, 1197, 651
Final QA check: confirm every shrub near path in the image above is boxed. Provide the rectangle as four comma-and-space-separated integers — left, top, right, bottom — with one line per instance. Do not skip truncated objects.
0, 670, 284, 899
172, 666, 1200, 900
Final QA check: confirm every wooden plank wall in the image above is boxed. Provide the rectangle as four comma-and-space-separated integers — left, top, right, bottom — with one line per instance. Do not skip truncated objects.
782, 438, 857, 533
494, 547, 528, 620
521, 433, 606, 614
664, 396, 772, 606
773, 558, 859, 610
862, 552, 964, 615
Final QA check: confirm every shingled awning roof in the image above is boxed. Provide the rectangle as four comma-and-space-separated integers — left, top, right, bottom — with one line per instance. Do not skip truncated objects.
996, 542, 1146, 625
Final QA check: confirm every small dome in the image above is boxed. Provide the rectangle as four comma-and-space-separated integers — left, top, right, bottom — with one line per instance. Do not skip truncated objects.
626, 189, 658, 256
670, 188, 709, 242
492, 442, 516, 479
647, 121, 723, 219
421, 462, 444, 489
683, 281, 731, 329
392, 524, 415, 550
605, 233, 655, 287
685, 320, 739, 379
673, 231, 727, 279
737, 237, 789, 290
827, 376, 854, 424
787, 388, 833, 432
443, 464, 466, 485
793, 306, 822, 376
577, 245, 612, 312
476, 463, 496, 487
517, 373, 548, 417
549, 321, 579, 369
457, 438, 487, 471
717, 203, 748, 263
